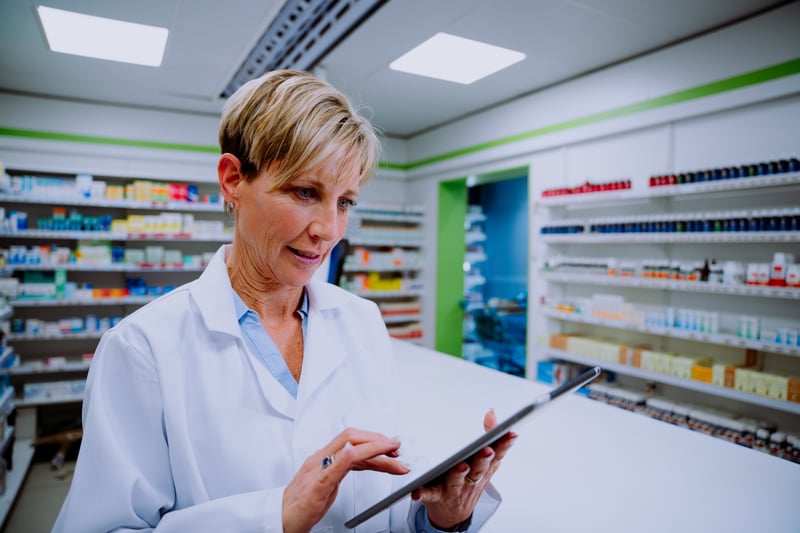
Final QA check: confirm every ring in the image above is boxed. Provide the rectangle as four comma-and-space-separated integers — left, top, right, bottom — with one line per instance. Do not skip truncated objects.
322, 454, 335, 470
465, 475, 480, 485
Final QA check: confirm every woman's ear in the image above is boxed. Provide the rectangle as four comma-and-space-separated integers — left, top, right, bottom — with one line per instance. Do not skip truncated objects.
218, 153, 243, 204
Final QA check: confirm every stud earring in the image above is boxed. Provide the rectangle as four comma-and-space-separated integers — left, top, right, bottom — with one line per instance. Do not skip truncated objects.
223, 201, 235, 215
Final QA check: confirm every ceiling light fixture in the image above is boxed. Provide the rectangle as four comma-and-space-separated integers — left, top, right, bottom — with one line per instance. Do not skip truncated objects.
390, 32, 525, 84
36, 5, 168, 67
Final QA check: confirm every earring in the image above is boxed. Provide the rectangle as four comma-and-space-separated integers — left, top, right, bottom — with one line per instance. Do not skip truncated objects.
223, 201, 235, 215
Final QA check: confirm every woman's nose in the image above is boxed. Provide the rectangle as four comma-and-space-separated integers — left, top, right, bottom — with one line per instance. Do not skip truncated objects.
309, 202, 341, 241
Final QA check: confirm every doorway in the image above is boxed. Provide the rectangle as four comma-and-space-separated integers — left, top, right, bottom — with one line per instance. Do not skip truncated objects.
463, 170, 529, 377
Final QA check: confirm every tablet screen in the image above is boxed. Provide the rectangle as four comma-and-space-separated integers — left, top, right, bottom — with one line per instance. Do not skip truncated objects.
344, 366, 601, 528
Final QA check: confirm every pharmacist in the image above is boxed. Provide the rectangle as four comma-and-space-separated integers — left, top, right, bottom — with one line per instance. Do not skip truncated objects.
53, 70, 513, 532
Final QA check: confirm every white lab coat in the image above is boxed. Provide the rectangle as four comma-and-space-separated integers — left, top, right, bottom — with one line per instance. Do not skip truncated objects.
53, 245, 499, 533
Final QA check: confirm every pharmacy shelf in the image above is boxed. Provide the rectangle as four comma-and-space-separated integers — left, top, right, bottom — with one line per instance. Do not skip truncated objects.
0, 387, 15, 414
351, 288, 424, 298
381, 313, 422, 324
0, 436, 34, 527
0, 229, 230, 242
0, 301, 12, 320
540, 231, 800, 244
542, 308, 800, 357
538, 171, 800, 207
11, 296, 155, 307
347, 237, 425, 247
0, 361, 91, 376
541, 348, 800, 415
8, 264, 204, 273
540, 272, 800, 300
0, 192, 222, 212
7, 331, 104, 342
16, 394, 83, 407
342, 264, 422, 273
0, 347, 14, 367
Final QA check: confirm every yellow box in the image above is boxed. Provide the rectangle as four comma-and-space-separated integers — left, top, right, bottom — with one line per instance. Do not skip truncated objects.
691, 364, 713, 383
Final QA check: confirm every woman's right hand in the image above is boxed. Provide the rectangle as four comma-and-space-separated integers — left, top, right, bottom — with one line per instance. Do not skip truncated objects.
282, 428, 409, 533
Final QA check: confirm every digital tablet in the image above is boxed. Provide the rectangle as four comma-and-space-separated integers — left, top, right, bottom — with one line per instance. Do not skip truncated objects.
344, 365, 602, 528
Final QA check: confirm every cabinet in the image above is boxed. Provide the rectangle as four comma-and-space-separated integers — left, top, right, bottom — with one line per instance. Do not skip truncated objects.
0, 169, 228, 414
533, 164, 800, 438
339, 203, 425, 342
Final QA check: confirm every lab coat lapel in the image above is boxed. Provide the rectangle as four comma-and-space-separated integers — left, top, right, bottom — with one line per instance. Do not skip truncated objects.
298, 281, 348, 403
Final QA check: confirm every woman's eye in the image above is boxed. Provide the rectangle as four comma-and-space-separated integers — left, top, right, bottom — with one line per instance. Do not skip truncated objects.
296, 188, 313, 199
338, 198, 356, 210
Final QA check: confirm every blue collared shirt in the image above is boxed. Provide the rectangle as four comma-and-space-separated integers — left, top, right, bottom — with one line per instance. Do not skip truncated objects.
232, 288, 308, 398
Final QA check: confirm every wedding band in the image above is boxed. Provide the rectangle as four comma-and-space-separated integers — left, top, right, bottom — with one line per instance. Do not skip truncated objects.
465, 475, 480, 485
322, 454, 335, 470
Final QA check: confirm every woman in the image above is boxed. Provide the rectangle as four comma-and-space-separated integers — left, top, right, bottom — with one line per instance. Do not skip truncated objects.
53, 70, 514, 532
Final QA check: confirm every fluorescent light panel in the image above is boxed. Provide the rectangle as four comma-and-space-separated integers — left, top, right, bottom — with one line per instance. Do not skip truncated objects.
36, 5, 168, 67
390, 32, 525, 84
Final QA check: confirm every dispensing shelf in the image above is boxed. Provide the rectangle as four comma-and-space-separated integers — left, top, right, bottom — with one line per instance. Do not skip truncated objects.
7, 264, 204, 273
540, 231, 800, 244
540, 272, 800, 300
0, 192, 222, 212
7, 331, 104, 342
541, 348, 800, 415
538, 171, 800, 207
11, 296, 156, 307
0, 229, 231, 242
542, 308, 800, 357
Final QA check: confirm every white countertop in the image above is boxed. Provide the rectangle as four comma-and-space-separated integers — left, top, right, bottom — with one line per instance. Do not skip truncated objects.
390, 339, 800, 533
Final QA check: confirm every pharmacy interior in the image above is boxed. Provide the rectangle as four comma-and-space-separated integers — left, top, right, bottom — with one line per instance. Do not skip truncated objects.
0, 1, 799, 531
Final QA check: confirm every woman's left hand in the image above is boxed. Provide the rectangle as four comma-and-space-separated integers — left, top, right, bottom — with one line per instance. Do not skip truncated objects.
411, 409, 517, 530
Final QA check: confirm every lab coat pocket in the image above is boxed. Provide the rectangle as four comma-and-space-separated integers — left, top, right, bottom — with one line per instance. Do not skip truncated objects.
342, 408, 395, 533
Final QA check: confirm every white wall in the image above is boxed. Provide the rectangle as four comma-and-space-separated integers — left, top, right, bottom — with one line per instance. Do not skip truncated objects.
404, 3, 800, 348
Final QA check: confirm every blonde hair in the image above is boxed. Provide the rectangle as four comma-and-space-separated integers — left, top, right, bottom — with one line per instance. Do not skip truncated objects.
219, 69, 380, 186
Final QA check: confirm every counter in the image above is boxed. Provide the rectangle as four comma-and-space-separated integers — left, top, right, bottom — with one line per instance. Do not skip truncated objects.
390, 339, 800, 532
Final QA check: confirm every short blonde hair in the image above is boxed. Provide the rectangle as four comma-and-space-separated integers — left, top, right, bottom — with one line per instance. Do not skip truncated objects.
219, 69, 380, 186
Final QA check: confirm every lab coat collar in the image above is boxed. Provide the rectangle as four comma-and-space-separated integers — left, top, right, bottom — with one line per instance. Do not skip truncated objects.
191, 245, 353, 406
190, 245, 241, 338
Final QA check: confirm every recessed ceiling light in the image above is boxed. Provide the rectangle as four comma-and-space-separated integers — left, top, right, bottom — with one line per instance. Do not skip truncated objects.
390, 32, 525, 85
36, 5, 168, 67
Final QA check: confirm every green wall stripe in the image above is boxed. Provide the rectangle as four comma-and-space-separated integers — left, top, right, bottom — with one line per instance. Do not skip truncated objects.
435, 178, 467, 357
1, 58, 798, 167
0, 126, 220, 154
404, 57, 800, 170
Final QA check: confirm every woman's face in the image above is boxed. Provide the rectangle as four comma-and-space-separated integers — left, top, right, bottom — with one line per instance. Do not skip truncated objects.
234, 154, 360, 288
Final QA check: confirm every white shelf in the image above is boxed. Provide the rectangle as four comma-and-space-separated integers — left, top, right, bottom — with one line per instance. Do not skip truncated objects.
342, 264, 422, 273
8, 263, 203, 273
347, 237, 424, 247
0, 192, 222, 212
11, 296, 155, 307
381, 313, 422, 324
542, 348, 800, 415
16, 394, 84, 407
538, 171, 800, 207
543, 308, 800, 357
1, 361, 91, 376
540, 231, 800, 244
351, 288, 424, 298
0, 437, 34, 527
540, 272, 800, 300
0, 387, 15, 415
8, 331, 104, 342
0, 229, 230, 242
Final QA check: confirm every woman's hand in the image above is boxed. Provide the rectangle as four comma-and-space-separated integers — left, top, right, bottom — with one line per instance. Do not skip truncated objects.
412, 409, 517, 531
282, 428, 409, 533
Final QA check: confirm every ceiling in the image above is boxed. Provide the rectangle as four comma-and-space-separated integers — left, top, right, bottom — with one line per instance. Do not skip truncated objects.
0, 0, 791, 139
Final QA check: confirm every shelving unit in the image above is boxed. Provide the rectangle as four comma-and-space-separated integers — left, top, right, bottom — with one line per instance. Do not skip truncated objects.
0, 168, 229, 440
534, 163, 800, 434
339, 203, 425, 342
